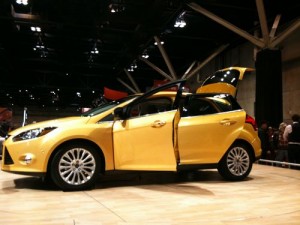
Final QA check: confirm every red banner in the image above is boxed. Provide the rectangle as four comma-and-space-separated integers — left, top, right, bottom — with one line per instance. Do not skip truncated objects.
104, 87, 128, 100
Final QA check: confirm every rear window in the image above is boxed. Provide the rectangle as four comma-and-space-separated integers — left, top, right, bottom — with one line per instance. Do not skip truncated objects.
181, 97, 217, 117
181, 94, 241, 117
203, 69, 240, 87
210, 94, 242, 112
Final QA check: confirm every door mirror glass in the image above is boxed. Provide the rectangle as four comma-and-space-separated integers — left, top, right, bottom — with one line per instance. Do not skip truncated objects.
114, 107, 128, 120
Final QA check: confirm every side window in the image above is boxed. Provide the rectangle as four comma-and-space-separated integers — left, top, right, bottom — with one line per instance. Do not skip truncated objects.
129, 97, 173, 118
98, 113, 114, 123
210, 95, 241, 112
213, 100, 233, 112
181, 97, 217, 117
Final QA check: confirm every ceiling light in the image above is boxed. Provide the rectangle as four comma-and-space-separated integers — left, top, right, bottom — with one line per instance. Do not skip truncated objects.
174, 19, 186, 28
90, 41, 100, 55
127, 61, 138, 72
142, 51, 149, 59
91, 47, 99, 54
33, 36, 48, 58
31, 26, 41, 32
108, 2, 125, 14
174, 11, 187, 28
154, 41, 164, 45
16, 0, 28, 5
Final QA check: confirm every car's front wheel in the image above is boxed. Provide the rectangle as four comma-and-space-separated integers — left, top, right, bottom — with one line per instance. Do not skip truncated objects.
50, 143, 101, 191
218, 144, 252, 181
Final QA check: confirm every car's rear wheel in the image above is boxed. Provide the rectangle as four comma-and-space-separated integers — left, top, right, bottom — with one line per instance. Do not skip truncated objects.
50, 143, 101, 191
218, 144, 252, 181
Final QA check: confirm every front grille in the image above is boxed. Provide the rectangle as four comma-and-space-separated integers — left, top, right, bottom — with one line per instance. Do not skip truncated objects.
4, 147, 14, 165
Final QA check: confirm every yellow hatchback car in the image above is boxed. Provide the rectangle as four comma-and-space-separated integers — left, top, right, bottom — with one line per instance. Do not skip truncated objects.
1, 67, 261, 191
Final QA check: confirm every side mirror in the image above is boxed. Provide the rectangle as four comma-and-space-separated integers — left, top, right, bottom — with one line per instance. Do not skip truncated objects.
114, 107, 128, 120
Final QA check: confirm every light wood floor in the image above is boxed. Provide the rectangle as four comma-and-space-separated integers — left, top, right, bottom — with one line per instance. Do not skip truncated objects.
0, 162, 299, 225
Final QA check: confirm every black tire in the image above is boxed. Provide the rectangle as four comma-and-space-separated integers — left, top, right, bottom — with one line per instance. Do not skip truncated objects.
217, 144, 252, 181
50, 143, 101, 191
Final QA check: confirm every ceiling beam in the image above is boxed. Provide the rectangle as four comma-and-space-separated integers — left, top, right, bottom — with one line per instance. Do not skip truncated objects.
187, 2, 265, 48
270, 19, 300, 48
117, 78, 138, 94
255, 0, 270, 46
138, 56, 174, 81
269, 15, 281, 38
184, 44, 229, 80
154, 36, 177, 80
182, 60, 197, 79
124, 69, 141, 93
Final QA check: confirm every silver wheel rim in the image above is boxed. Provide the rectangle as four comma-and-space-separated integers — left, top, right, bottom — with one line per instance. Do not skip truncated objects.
227, 147, 250, 176
58, 148, 96, 186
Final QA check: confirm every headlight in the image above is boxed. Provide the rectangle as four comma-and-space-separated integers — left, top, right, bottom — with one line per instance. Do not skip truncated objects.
12, 127, 57, 142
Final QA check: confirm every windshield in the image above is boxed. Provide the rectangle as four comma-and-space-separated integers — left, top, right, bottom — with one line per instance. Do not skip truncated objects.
81, 95, 138, 117
203, 69, 240, 87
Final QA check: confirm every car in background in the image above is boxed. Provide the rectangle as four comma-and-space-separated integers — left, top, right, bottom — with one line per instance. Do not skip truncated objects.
1, 67, 261, 191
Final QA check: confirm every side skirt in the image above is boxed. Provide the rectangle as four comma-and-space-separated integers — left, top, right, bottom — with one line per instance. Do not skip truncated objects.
177, 163, 218, 171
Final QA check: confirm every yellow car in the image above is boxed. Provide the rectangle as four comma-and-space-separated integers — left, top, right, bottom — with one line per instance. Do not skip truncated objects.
1, 67, 261, 191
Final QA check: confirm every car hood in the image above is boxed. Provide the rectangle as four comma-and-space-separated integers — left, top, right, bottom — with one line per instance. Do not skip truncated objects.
9, 116, 90, 135
196, 67, 254, 97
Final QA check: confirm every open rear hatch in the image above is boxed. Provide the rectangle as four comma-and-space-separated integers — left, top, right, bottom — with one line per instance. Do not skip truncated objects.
196, 67, 254, 97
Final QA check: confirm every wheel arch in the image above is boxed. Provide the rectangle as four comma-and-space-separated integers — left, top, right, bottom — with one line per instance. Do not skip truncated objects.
230, 139, 255, 162
46, 138, 106, 175
217, 138, 254, 181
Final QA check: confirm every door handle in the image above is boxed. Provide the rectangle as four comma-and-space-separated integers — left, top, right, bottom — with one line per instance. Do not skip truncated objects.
151, 120, 166, 128
220, 119, 236, 126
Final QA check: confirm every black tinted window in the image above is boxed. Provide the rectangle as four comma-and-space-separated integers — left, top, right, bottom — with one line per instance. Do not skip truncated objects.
81, 95, 137, 117
181, 94, 241, 117
98, 113, 114, 122
210, 94, 241, 112
181, 98, 217, 117
129, 97, 173, 117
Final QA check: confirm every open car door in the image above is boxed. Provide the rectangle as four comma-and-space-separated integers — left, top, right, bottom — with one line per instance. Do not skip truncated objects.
113, 80, 186, 171
196, 67, 254, 97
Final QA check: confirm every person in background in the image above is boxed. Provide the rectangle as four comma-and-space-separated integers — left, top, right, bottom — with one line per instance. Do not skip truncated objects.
258, 120, 270, 160
267, 126, 276, 159
274, 122, 288, 166
283, 114, 300, 169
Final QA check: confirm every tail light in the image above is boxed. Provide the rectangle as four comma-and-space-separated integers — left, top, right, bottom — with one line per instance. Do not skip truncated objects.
245, 114, 257, 131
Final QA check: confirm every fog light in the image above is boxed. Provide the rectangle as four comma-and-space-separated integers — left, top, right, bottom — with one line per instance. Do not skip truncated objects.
24, 154, 33, 164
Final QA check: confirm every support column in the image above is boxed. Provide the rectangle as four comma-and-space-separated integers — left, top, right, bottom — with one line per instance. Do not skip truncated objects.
255, 49, 282, 127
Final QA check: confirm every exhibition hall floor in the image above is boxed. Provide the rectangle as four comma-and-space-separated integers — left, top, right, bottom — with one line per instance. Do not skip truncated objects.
0, 162, 299, 225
